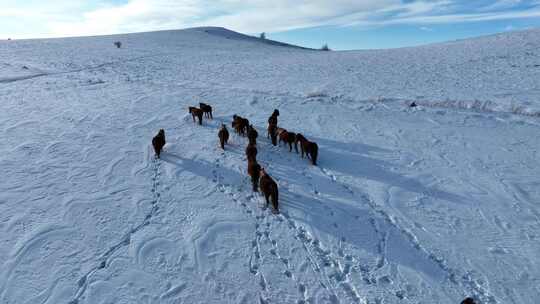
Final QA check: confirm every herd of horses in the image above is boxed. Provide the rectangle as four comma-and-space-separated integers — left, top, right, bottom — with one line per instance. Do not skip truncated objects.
152, 103, 480, 304
151, 103, 320, 214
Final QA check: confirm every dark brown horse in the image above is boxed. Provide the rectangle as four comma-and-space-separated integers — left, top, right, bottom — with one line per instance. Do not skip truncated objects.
247, 159, 261, 192
232, 115, 249, 136
245, 143, 258, 162
259, 168, 279, 213
267, 123, 278, 146
247, 125, 258, 146
189, 106, 203, 125
278, 130, 297, 152
199, 102, 213, 119
267, 109, 279, 126
295, 133, 319, 165
152, 129, 166, 158
218, 124, 229, 149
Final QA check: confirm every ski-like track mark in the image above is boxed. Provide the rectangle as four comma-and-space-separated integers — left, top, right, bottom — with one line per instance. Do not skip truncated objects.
212, 155, 314, 304
318, 167, 499, 304
260, 144, 364, 304
0, 52, 172, 85
68, 157, 163, 304
258, 202, 311, 304
277, 211, 362, 304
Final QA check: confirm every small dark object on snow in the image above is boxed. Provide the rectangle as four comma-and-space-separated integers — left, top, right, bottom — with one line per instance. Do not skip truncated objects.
189, 106, 204, 125
152, 129, 166, 158
114, 41, 122, 48
199, 102, 213, 119
218, 124, 229, 149
460, 297, 476, 304
259, 168, 279, 213
410, 102, 417, 107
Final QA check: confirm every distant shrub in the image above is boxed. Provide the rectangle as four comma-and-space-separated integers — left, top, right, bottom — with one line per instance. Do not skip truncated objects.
260, 32, 266, 40
321, 43, 330, 51
114, 41, 122, 48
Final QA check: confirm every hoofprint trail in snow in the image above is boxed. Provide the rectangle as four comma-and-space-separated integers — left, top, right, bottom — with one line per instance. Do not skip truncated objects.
0, 27, 539, 304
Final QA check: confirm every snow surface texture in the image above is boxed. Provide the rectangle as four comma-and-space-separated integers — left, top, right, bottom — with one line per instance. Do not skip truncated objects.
0, 27, 539, 304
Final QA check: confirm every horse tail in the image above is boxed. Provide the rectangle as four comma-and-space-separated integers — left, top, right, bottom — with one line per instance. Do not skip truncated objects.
311, 143, 318, 166
271, 184, 279, 212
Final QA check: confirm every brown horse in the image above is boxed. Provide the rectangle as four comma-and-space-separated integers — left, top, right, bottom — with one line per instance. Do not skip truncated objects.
152, 129, 166, 158
218, 124, 229, 149
295, 133, 319, 165
245, 143, 258, 162
247, 125, 258, 146
189, 106, 203, 125
279, 130, 297, 152
232, 115, 249, 136
267, 123, 278, 146
199, 102, 213, 119
247, 159, 261, 192
259, 168, 279, 213
267, 109, 279, 126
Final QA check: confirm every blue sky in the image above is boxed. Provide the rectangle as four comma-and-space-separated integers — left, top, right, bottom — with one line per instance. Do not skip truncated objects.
1, 0, 540, 49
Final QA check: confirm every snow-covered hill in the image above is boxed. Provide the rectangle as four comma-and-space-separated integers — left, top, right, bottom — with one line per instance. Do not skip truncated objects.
1, 27, 539, 304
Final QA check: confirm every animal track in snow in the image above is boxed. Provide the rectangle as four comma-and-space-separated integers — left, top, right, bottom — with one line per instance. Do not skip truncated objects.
69, 157, 166, 304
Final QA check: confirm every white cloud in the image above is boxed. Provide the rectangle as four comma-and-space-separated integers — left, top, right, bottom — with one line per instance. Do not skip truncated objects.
1, 0, 540, 38
480, 0, 523, 11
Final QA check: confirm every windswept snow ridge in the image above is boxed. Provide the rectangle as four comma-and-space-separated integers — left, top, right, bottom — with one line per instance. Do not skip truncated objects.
0, 27, 539, 304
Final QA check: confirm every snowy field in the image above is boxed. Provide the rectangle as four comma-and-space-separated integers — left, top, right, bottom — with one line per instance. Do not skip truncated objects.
0, 27, 539, 304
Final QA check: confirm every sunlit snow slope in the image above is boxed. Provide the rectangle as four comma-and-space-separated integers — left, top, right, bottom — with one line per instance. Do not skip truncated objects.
1, 27, 539, 304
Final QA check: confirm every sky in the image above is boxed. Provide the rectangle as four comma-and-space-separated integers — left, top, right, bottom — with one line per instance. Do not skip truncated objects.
1, 0, 540, 50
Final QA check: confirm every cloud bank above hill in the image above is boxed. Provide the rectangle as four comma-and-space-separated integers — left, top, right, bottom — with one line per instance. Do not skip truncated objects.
2, 0, 540, 38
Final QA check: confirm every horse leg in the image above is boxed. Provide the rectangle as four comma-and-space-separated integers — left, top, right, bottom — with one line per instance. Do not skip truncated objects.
271, 194, 278, 212
251, 176, 258, 192
288, 142, 292, 152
